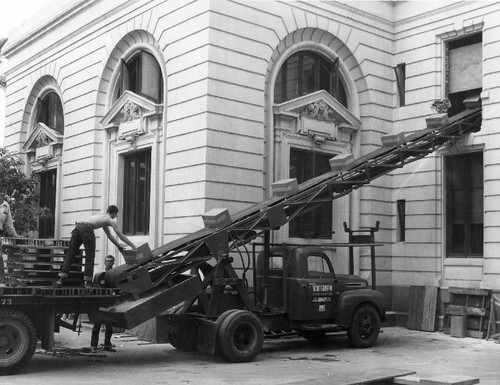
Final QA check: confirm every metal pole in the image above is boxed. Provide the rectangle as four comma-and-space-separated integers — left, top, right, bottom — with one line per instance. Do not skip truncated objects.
262, 230, 270, 308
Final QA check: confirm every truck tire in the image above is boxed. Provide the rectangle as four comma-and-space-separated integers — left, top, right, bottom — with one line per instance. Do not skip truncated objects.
217, 310, 263, 363
347, 304, 380, 348
0, 309, 37, 375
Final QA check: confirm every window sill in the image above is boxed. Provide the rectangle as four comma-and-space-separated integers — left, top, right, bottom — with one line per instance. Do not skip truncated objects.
443, 258, 483, 266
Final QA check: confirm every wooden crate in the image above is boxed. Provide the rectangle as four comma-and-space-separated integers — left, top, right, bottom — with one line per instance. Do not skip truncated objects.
3, 240, 86, 287
444, 287, 490, 339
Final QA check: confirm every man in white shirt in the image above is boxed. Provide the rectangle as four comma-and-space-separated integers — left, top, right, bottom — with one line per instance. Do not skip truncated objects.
0, 187, 18, 283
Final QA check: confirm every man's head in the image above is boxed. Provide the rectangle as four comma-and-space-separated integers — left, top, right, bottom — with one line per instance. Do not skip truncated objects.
107, 205, 119, 219
104, 255, 115, 270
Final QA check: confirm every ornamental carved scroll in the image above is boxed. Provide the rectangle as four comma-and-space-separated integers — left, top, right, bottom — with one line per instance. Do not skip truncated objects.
301, 101, 337, 123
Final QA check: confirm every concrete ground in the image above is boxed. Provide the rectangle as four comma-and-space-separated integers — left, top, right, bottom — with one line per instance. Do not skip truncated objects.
3, 325, 499, 385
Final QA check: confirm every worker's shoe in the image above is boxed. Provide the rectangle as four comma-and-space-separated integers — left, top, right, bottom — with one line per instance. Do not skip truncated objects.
90, 346, 98, 353
103, 346, 116, 352
84, 282, 97, 288
55, 279, 63, 288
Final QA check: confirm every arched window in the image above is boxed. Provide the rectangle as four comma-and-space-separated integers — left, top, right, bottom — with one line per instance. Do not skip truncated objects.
37, 92, 64, 134
274, 51, 347, 108
114, 50, 163, 103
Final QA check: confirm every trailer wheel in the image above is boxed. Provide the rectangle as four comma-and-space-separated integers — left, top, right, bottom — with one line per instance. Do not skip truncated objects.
217, 310, 263, 363
0, 309, 37, 375
347, 304, 380, 348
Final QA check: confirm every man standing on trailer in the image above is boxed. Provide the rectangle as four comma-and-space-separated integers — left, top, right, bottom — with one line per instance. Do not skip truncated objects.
56, 205, 137, 287
0, 188, 19, 283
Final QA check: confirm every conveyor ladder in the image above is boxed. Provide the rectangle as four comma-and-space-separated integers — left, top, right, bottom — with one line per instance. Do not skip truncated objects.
118, 108, 482, 295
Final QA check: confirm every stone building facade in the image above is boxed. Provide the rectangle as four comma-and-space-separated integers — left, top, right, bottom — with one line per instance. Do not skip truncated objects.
3, 0, 500, 313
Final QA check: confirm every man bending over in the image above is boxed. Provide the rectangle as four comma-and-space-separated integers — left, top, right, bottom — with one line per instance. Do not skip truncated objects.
56, 205, 136, 287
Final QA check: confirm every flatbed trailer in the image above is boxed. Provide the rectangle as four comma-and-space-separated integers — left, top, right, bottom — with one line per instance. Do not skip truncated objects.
0, 285, 116, 374
0, 107, 482, 375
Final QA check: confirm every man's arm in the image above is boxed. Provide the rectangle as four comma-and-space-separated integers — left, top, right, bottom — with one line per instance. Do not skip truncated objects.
106, 221, 137, 251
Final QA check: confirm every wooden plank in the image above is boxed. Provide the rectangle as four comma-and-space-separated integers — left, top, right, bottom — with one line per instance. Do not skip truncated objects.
407, 286, 438, 331
422, 286, 439, 331
467, 330, 485, 339
284, 368, 416, 385
449, 287, 489, 296
407, 286, 425, 330
420, 375, 479, 385
445, 304, 486, 317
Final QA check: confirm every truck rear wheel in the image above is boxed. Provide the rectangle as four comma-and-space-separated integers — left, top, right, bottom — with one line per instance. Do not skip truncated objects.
217, 310, 263, 363
0, 309, 37, 375
347, 304, 380, 348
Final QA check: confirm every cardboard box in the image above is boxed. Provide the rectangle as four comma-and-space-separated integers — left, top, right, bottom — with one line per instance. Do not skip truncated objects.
202, 208, 231, 228
425, 113, 449, 129
271, 178, 299, 196
122, 242, 152, 265
329, 153, 354, 171
381, 132, 406, 147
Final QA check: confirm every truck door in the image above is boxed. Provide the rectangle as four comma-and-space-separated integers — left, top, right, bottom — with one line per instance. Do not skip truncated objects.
288, 250, 337, 321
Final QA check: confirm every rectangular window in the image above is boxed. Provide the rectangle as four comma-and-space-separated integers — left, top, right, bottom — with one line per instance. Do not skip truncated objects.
123, 149, 151, 235
446, 33, 482, 116
394, 63, 406, 107
397, 199, 406, 242
445, 152, 483, 257
38, 169, 56, 238
289, 149, 332, 239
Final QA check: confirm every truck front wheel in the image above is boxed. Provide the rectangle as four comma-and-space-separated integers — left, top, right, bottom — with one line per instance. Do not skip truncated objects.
347, 304, 380, 348
217, 310, 263, 362
0, 309, 37, 375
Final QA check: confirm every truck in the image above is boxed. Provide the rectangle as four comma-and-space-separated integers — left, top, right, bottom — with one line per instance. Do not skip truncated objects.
0, 107, 482, 374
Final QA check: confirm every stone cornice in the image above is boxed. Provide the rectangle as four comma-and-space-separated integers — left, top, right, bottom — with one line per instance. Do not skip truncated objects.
3, 0, 97, 57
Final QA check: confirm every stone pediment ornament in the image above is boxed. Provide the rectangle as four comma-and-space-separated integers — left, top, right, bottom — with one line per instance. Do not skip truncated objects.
22, 123, 64, 166
274, 90, 361, 127
100, 91, 163, 145
301, 100, 337, 123
23, 122, 63, 153
100, 90, 162, 127
273, 90, 361, 145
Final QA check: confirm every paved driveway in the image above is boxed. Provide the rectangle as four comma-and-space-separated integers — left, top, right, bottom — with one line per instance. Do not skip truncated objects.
4, 326, 498, 385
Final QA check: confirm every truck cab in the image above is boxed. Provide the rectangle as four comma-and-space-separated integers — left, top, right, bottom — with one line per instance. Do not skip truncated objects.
255, 245, 386, 347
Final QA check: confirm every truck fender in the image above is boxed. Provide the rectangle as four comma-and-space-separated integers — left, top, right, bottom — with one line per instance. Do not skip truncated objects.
336, 289, 385, 327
